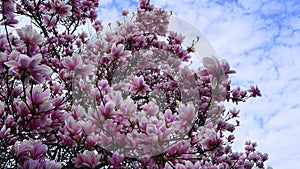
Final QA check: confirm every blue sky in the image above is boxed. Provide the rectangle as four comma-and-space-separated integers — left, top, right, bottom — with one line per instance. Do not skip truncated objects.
97, 0, 300, 168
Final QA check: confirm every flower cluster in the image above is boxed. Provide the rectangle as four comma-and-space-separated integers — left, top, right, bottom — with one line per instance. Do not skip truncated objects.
0, 0, 268, 168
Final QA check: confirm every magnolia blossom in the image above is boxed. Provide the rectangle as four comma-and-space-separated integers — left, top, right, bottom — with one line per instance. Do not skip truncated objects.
248, 85, 262, 97
0, 0, 18, 26
121, 9, 129, 16
0, 52, 9, 72
107, 152, 124, 168
107, 44, 130, 61
62, 53, 82, 70
29, 141, 48, 160
27, 86, 53, 112
4, 54, 52, 83
17, 25, 42, 46
50, 0, 72, 18
62, 53, 94, 78
73, 150, 102, 168
130, 76, 150, 96
16, 25, 43, 55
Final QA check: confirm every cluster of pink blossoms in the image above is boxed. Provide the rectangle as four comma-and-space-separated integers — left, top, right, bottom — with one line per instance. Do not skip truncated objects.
0, 0, 267, 168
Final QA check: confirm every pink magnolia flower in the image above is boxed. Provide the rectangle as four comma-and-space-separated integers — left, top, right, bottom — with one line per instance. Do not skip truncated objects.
59, 117, 82, 144
1, 0, 18, 26
202, 133, 222, 150
13, 140, 34, 159
164, 109, 176, 124
120, 98, 137, 117
168, 140, 189, 156
62, 54, 82, 70
27, 86, 53, 112
142, 102, 159, 117
29, 141, 48, 160
203, 56, 221, 75
121, 9, 129, 16
202, 56, 226, 86
130, 76, 150, 96
64, 117, 82, 136
85, 133, 99, 148
5, 114, 14, 128
220, 60, 236, 78
21, 159, 40, 169
17, 25, 42, 46
248, 85, 262, 97
43, 15, 58, 30
199, 126, 222, 150
62, 53, 93, 77
73, 150, 101, 168
0, 125, 10, 138
50, 0, 72, 18
108, 152, 124, 169
99, 102, 115, 119
93, 20, 103, 32
4, 54, 52, 83
41, 160, 62, 169
107, 44, 130, 61
0, 35, 10, 52
168, 31, 185, 44
177, 103, 196, 122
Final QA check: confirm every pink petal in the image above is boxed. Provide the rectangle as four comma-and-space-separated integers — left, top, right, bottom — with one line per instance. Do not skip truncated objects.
4, 60, 19, 68
31, 73, 44, 84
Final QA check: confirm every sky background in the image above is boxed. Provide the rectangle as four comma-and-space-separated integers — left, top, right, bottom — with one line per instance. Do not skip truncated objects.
97, 0, 300, 168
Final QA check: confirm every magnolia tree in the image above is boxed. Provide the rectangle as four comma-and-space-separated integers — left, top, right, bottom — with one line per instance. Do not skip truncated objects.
0, 0, 268, 168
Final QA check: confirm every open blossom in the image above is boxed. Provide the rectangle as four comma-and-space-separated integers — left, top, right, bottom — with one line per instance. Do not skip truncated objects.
248, 85, 262, 97
73, 150, 101, 168
164, 109, 176, 124
21, 159, 62, 169
17, 25, 42, 46
29, 141, 48, 160
203, 56, 223, 78
50, 0, 72, 18
199, 124, 222, 150
108, 152, 124, 168
4, 54, 52, 83
62, 53, 82, 70
43, 15, 58, 30
27, 86, 53, 112
168, 31, 185, 44
107, 44, 130, 61
13, 140, 34, 160
177, 103, 196, 122
100, 102, 115, 119
130, 76, 150, 96
62, 53, 93, 77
